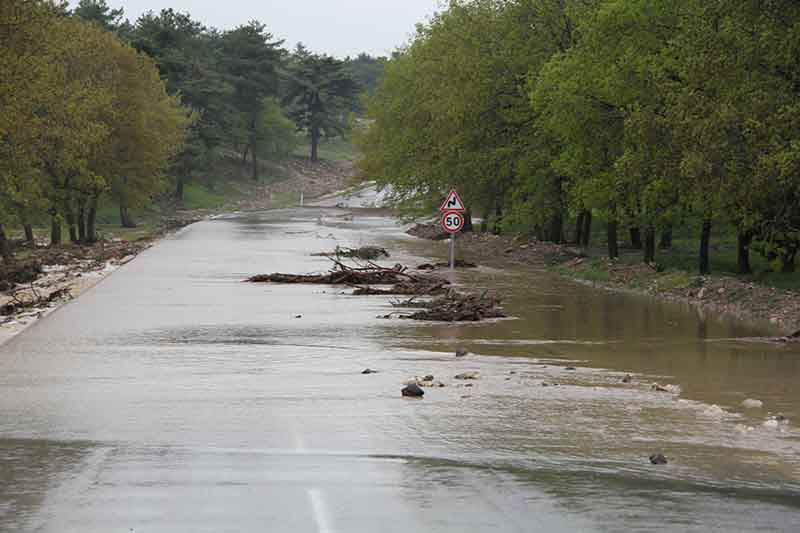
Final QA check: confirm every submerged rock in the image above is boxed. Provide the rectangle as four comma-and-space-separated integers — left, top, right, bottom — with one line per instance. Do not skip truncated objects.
649, 453, 669, 465
422, 375, 435, 382
622, 374, 633, 384
763, 415, 789, 428
741, 398, 763, 409
651, 383, 681, 394
565, 366, 577, 371
455, 348, 469, 357
361, 369, 378, 375
419, 380, 446, 388
402, 383, 425, 397
454, 371, 480, 380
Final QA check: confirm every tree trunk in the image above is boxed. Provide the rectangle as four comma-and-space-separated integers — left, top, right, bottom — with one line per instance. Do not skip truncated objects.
548, 212, 563, 243
23, 224, 34, 244
86, 198, 98, 244
574, 212, 585, 245
251, 132, 259, 181
781, 246, 797, 273
119, 206, 136, 228
492, 204, 503, 235
0, 223, 12, 264
607, 220, 619, 259
77, 206, 87, 243
737, 231, 752, 275
241, 144, 249, 165
644, 226, 656, 263
310, 126, 320, 162
659, 228, 673, 249
50, 216, 62, 246
581, 211, 592, 246
463, 210, 473, 233
630, 227, 642, 249
699, 219, 712, 275
66, 212, 78, 243
175, 176, 185, 202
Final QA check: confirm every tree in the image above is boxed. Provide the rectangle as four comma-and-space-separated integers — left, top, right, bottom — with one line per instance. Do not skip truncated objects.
72, 0, 123, 31
129, 10, 235, 201
285, 46, 358, 162
220, 21, 283, 179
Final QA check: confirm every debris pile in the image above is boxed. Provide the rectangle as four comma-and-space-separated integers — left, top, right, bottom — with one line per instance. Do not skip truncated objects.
246, 255, 506, 323
394, 290, 506, 322
406, 223, 449, 241
313, 245, 390, 261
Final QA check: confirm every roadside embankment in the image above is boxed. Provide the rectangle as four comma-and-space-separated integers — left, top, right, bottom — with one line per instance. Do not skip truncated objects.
408, 223, 800, 336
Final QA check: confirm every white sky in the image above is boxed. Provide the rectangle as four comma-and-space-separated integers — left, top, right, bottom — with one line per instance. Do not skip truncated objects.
70, 0, 442, 57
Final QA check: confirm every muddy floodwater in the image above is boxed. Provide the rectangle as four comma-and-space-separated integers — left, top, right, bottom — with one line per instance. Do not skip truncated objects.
1, 203, 799, 532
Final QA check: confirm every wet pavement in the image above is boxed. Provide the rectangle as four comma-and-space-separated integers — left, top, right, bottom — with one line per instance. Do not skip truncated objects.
1, 202, 800, 532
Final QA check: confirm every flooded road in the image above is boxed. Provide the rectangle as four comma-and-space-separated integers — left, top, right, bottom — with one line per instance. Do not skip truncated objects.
1, 204, 799, 532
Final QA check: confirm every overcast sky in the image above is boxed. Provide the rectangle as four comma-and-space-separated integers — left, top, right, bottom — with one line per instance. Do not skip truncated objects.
71, 1, 442, 57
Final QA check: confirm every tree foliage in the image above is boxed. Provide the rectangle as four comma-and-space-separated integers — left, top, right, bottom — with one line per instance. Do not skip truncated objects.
358, 0, 800, 274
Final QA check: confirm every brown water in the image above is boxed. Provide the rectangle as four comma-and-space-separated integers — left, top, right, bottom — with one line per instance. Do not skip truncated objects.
1, 203, 799, 532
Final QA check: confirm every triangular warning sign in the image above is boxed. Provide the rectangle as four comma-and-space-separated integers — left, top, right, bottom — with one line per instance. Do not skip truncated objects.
440, 190, 466, 212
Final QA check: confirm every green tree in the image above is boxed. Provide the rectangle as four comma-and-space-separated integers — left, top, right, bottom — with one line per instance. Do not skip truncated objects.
220, 21, 284, 179
285, 45, 358, 162
72, 0, 123, 30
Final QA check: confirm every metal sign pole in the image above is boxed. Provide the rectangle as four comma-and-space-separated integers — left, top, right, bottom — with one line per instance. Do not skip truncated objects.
449, 233, 456, 270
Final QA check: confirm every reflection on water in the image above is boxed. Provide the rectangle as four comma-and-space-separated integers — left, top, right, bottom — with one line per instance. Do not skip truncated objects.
0, 206, 798, 531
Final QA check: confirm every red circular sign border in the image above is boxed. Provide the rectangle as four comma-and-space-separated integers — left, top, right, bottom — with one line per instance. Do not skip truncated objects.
441, 211, 465, 234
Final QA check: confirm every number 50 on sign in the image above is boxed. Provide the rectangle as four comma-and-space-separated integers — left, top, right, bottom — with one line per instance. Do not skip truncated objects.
441, 212, 465, 234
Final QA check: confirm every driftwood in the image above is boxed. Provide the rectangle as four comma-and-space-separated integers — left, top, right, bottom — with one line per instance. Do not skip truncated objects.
312, 246, 390, 261
247, 260, 450, 296
0, 284, 71, 316
247, 259, 505, 322
385, 290, 506, 322
417, 260, 478, 270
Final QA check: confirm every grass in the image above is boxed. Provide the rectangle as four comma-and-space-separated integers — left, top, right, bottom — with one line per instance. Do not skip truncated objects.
576, 220, 800, 292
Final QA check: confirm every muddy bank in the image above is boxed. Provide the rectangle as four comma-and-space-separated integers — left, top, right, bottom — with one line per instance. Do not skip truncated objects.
409, 223, 800, 335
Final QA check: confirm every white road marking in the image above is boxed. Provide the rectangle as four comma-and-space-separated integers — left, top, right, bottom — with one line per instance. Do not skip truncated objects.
308, 488, 334, 533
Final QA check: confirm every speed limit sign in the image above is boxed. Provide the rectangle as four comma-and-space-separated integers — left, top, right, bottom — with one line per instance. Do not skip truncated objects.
441, 211, 465, 234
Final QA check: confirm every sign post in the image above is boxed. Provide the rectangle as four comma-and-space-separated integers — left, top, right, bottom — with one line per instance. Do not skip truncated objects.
439, 190, 466, 270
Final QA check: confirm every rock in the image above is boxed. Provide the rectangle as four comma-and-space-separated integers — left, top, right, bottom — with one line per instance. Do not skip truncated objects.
361, 369, 378, 375
509, 371, 517, 375
455, 348, 469, 357
419, 380, 446, 388
741, 398, 763, 409
504, 248, 514, 254
565, 366, 577, 371
697, 288, 707, 300
649, 453, 668, 465
402, 384, 425, 397
294, 315, 303, 319
454, 371, 480, 380
763, 414, 789, 428
622, 374, 633, 384
651, 383, 681, 394
701, 404, 726, 418
422, 375, 435, 382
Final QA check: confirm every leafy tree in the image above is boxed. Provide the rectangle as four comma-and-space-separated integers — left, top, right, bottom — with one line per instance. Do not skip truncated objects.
129, 10, 235, 201
220, 21, 284, 179
285, 46, 358, 162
